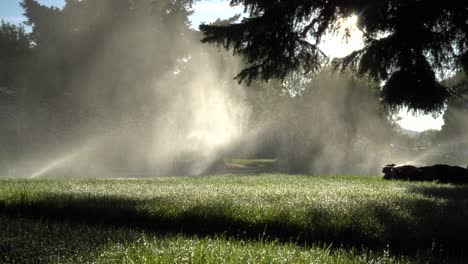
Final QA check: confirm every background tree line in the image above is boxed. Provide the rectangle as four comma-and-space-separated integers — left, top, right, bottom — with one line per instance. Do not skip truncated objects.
1, 0, 197, 175
0, 0, 467, 175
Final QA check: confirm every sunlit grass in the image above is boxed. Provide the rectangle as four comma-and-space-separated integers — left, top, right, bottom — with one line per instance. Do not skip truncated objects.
0, 174, 467, 262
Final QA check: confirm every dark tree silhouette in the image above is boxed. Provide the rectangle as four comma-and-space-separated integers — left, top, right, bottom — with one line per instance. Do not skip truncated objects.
0, 22, 30, 89
0, 22, 31, 169
199, 1, 468, 113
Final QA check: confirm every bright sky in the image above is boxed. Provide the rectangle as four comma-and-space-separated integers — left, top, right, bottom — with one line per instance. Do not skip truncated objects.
190, 0, 243, 28
397, 109, 444, 132
0, 0, 443, 132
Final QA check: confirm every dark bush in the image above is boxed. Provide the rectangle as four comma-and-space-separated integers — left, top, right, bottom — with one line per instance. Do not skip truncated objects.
383, 164, 468, 184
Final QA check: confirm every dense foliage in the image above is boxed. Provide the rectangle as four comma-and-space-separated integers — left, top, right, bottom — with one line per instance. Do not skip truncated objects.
0, 22, 31, 170
0, 22, 30, 88
200, 0, 468, 112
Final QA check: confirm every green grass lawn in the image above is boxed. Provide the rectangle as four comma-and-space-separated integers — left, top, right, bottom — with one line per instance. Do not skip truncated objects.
1, 216, 408, 263
1, 174, 467, 263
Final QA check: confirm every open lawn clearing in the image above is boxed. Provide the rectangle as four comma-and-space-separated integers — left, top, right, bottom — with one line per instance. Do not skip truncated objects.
0, 174, 467, 262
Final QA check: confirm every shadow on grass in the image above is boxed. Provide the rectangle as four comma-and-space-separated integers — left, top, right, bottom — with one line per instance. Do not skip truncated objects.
0, 194, 305, 241
1, 186, 468, 260
370, 184, 468, 259
409, 184, 468, 201
0, 215, 144, 263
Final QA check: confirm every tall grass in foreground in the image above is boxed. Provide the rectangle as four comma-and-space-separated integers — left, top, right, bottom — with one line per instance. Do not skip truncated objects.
0, 216, 409, 263
0, 174, 468, 262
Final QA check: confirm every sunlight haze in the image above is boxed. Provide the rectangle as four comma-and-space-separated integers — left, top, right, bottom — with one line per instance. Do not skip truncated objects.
316, 13, 444, 132
0, 0, 446, 132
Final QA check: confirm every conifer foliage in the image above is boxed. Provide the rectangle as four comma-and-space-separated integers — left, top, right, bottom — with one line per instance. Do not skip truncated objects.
200, 0, 468, 112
